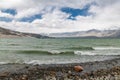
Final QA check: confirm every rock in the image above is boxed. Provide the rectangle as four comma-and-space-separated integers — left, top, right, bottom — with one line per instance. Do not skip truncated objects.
21, 75, 28, 80
49, 71, 56, 76
45, 76, 56, 80
0, 72, 9, 77
74, 66, 83, 72
68, 71, 72, 74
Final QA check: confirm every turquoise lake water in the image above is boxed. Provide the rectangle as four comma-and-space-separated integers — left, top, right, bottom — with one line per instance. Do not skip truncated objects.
0, 38, 120, 64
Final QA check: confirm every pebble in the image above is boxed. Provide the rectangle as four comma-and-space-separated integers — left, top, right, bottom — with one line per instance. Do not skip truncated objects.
45, 76, 56, 80
0, 72, 9, 77
74, 66, 83, 72
0, 64, 120, 80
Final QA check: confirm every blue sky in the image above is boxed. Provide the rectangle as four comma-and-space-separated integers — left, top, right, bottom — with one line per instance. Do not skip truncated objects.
19, 14, 42, 23
1, 9, 17, 15
0, 17, 12, 22
0, 0, 120, 33
61, 5, 91, 20
0, 5, 91, 22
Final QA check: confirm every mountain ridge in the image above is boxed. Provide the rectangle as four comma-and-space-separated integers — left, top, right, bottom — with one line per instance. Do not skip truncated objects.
0, 27, 49, 38
1, 27, 120, 38
48, 29, 120, 38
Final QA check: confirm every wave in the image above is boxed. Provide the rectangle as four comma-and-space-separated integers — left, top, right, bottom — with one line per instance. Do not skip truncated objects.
67, 46, 94, 50
17, 50, 75, 55
17, 50, 98, 55
74, 51, 96, 55
0, 62, 8, 64
94, 47, 120, 50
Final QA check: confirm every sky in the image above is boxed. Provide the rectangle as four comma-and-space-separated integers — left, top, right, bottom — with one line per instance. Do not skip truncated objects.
0, 0, 120, 33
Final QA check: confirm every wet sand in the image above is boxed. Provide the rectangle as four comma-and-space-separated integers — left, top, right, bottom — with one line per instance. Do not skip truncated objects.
0, 58, 120, 80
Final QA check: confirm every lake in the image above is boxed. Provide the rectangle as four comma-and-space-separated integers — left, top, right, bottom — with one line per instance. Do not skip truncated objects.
0, 38, 120, 64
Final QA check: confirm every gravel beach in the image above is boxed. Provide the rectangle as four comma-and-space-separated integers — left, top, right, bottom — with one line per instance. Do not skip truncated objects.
0, 58, 120, 80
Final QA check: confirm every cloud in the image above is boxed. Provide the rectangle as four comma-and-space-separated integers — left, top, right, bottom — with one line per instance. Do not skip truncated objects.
0, 11, 14, 18
0, 0, 120, 33
0, 10, 14, 22
19, 14, 42, 23
0, 17, 12, 22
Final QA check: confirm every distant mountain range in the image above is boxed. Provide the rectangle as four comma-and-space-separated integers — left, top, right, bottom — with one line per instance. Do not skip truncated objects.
0, 27, 48, 38
48, 29, 120, 38
1, 27, 120, 38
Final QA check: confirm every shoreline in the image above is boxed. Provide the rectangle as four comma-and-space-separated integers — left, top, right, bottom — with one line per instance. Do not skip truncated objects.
0, 58, 120, 80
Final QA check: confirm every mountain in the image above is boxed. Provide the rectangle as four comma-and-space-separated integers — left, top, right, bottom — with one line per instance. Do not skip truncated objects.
0, 27, 49, 38
48, 29, 120, 38
1, 26, 120, 38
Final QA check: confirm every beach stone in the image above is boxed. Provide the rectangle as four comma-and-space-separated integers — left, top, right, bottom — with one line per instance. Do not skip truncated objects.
21, 75, 28, 80
49, 71, 56, 76
45, 76, 56, 80
74, 66, 83, 72
115, 75, 120, 80
0, 72, 9, 77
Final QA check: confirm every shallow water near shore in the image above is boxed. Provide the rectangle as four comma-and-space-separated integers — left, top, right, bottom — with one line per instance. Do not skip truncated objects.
0, 38, 120, 64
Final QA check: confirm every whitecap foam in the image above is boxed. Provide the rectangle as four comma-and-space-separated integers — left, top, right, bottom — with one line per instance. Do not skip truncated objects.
0, 62, 8, 64
25, 59, 58, 65
48, 50, 61, 54
74, 51, 96, 55
25, 60, 41, 65
94, 47, 120, 50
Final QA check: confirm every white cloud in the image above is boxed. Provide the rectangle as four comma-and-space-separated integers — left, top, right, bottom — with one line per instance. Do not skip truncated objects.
0, 11, 14, 18
0, 0, 120, 33
0, 0, 94, 19
15, 8, 40, 19
0, 0, 24, 9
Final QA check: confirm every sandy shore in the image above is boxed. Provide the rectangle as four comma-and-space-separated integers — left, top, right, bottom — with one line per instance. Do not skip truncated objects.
0, 58, 120, 80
